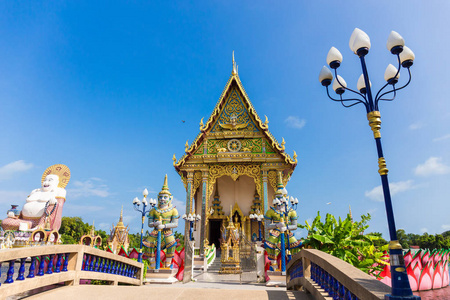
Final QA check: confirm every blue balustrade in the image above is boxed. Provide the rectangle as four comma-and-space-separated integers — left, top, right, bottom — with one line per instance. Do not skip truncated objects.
38, 256, 45, 276
98, 258, 103, 272
55, 254, 63, 273
107, 259, 111, 273
28, 257, 36, 278
63, 253, 69, 272
308, 262, 359, 300
17, 258, 26, 280
89, 255, 95, 271
47, 254, 54, 274
95, 256, 100, 271
5, 260, 15, 283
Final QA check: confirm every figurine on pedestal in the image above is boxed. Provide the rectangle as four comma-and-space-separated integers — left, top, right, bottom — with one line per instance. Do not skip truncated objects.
146, 175, 179, 269
264, 173, 301, 270
1, 164, 70, 232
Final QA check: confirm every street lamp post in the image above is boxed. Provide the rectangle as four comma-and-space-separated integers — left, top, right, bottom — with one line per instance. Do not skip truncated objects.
182, 213, 201, 241
249, 211, 264, 242
132, 189, 156, 263
319, 28, 419, 300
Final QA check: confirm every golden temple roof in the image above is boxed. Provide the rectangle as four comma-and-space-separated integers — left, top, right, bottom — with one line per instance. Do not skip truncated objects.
174, 56, 298, 171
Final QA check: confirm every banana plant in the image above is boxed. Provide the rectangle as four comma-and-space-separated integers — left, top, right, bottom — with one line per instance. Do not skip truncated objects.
299, 211, 388, 277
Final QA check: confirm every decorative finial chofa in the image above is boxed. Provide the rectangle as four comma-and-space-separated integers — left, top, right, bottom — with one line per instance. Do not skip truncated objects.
293, 151, 298, 162
199, 117, 204, 130
264, 115, 269, 127
172, 154, 177, 165
281, 137, 286, 149
185, 140, 189, 152
232, 51, 237, 75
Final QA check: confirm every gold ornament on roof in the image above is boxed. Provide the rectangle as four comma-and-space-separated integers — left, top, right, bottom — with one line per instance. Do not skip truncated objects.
185, 140, 189, 152
264, 115, 269, 127
41, 164, 71, 188
281, 137, 286, 150
219, 113, 249, 131
199, 117, 205, 130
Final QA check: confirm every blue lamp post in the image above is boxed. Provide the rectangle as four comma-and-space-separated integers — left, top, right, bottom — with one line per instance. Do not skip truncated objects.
249, 211, 264, 242
319, 28, 419, 300
182, 213, 201, 241
132, 189, 155, 263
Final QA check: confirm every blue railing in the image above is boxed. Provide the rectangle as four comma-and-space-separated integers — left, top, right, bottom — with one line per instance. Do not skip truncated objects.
286, 249, 390, 300
311, 262, 358, 300
0, 245, 143, 299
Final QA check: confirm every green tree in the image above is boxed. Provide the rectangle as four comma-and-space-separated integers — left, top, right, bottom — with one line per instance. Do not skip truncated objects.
59, 216, 91, 244
299, 211, 387, 276
397, 229, 409, 249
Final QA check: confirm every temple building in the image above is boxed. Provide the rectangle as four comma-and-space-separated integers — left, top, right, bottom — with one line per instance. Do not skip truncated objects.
107, 207, 130, 254
173, 56, 297, 255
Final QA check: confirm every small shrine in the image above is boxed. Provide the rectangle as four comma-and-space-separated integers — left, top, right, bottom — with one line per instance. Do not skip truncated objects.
173, 54, 298, 256
80, 222, 102, 248
219, 210, 241, 274
108, 207, 130, 254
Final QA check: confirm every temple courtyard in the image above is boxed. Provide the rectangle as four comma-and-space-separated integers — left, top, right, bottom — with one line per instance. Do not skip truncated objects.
17, 283, 313, 300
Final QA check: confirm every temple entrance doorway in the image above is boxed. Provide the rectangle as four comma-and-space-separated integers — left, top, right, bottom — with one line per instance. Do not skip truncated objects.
209, 220, 222, 249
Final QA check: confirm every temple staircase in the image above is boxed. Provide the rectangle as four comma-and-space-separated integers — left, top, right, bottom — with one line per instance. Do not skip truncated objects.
206, 250, 222, 272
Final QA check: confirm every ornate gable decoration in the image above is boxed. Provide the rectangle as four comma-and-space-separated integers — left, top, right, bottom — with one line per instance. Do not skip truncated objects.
211, 87, 258, 133
174, 58, 297, 171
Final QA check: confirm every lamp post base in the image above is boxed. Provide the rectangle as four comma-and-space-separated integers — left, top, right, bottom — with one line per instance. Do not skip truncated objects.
385, 295, 420, 300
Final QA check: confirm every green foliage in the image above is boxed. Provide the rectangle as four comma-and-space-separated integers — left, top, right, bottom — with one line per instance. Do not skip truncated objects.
174, 230, 184, 251
299, 211, 388, 276
398, 229, 450, 250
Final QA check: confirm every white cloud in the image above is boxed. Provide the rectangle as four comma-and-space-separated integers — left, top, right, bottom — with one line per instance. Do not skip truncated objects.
365, 180, 416, 202
414, 157, 450, 177
441, 224, 450, 231
0, 160, 33, 180
66, 178, 110, 198
284, 116, 306, 129
409, 122, 424, 130
433, 134, 450, 142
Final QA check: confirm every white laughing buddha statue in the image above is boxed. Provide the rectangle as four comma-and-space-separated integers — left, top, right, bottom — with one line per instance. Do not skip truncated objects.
1, 164, 70, 232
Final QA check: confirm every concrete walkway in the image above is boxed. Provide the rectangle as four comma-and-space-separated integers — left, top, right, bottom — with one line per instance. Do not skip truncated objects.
22, 283, 314, 300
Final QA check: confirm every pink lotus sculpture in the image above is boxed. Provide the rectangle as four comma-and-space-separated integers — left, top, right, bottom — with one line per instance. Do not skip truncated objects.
374, 249, 450, 291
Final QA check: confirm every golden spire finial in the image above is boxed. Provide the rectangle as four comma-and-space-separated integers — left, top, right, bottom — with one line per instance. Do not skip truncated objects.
185, 140, 189, 152
159, 174, 171, 196
116, 207, 125, 228
172, 154, 177, 165
199, 117, 204, 130
293, 151, 298, 162
232, 51, 237, 75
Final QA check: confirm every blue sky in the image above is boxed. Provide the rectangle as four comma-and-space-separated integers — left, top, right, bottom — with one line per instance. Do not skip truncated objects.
0, 1, 449, 241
